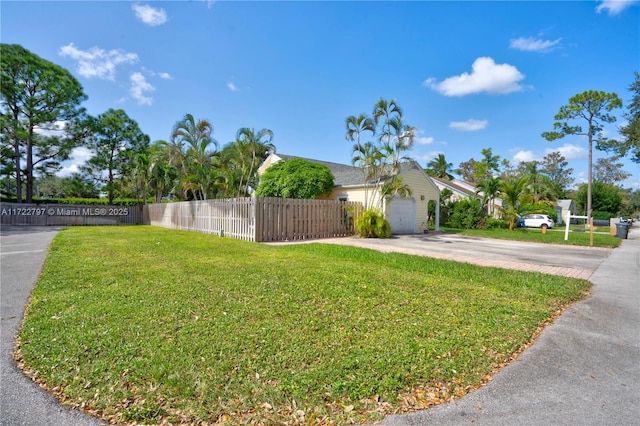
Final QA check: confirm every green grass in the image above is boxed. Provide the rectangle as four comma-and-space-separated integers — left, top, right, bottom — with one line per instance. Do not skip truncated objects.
445, 227, 620, 248
18, 226, 591, 425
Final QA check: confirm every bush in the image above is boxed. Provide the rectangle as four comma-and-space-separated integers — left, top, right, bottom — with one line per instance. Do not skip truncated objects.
592, 211, 616, 220
483, 218, 508, 229
445, 198, 484, 229
355, 208, 391, 238
520, 204, 558, 222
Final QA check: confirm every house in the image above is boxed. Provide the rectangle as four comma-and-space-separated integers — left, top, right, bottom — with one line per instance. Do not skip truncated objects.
431, 177, 503, 218
257, 153, 440, 233
555, 199, 576, 225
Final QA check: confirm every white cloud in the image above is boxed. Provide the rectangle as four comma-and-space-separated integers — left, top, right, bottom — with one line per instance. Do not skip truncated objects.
132, 4, 167, 26
59, 43, 138, 80
227, 82, 239, 92
130, 72, 155, 105
596, 0, 639, 15
34, 121, 67, 137
57, 146, 94, 177
509, 36, 561, 53
415, 135, 435, 145
449, 119, 488, 131
513, 150, 537, 163
424, 57, 526, 96
546, 144, 587, 160
159, 72, 172, 80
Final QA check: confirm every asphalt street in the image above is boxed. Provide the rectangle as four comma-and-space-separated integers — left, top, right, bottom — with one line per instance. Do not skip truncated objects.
0, 226, 105, 426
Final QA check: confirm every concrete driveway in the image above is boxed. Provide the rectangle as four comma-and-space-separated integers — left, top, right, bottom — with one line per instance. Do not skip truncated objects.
280, 231, 613, 279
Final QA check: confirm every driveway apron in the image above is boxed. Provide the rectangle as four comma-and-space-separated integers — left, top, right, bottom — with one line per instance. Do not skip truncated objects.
374, 225, 640, 426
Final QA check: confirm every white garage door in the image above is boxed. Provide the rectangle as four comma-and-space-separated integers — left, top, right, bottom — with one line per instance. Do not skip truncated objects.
386, 197, 417, 234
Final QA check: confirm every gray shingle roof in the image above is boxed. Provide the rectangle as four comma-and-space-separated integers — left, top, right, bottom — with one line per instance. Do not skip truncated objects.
276, 154, 426, 187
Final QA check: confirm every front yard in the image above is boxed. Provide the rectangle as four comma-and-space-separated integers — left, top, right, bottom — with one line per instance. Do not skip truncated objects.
17, 226, 591, 425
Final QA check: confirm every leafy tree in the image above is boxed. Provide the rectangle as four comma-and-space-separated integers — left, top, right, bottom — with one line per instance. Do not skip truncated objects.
456, 158, 478, 183
475, 148, 502, 181
539, 151, 574, 198
446, 197, 484, 229
575, 180, 623, 218
83, 109, 149, 204
599, 72, 640, 164
593, 156, 631, 185
542, 90, 623, 223
255, 158, 334, 199
425, 153, 454, 180
1, 43, 88, 202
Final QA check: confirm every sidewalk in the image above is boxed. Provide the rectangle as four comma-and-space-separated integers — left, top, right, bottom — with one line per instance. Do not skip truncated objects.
373, 225, 640, 425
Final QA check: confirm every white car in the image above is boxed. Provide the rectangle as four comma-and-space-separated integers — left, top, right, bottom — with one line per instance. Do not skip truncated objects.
523, 214, 555, 230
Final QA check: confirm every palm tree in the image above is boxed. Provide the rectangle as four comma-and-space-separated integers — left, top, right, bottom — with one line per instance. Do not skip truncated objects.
232, 127, 274, 197
351, 141, 384, 209
346, 114, 375, 208
425, 153, 454, 180
523, 161, 555, 204
476, 176, 502, 216
372, 98, 402, 148
500, 176, 528, 230
170, 114, 218, 200
384, 116, 416, 176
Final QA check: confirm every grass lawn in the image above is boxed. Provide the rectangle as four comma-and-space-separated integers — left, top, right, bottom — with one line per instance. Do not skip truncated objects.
445, 227, 620, 248
17, 226, 591, 425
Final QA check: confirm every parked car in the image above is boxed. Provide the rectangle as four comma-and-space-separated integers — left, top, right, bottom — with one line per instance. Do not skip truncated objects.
523, 214, 555, 230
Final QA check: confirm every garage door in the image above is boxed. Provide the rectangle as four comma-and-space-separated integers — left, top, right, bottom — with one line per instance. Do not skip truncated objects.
386, 197, 417, 234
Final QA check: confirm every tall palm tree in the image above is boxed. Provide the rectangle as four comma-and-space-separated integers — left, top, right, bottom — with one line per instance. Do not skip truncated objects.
148, 140, 178, 202
372, 98, 402, 148
233, 127, 274, 197
170, 114, 218, 200
346, 114, 375, 208
384, 116, 415, 175
351, 141, 383, 209
425, 153, 454, 180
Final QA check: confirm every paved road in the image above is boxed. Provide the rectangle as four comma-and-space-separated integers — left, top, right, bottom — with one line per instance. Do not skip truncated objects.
0, 226, 105, 426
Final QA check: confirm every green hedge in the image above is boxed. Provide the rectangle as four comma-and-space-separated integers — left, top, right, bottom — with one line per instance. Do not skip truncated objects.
0, 196, 144, 206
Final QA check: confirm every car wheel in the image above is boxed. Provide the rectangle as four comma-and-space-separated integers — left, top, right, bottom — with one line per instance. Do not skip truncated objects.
541, 224, 548, 230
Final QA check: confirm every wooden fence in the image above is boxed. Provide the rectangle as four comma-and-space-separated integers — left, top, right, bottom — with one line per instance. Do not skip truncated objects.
0, 202, 143, 226
144, 197, 363, 242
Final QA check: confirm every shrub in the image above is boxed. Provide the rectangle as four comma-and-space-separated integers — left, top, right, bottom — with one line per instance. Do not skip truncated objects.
484, 218, 508, 229
520, 204, 558, 222
445, 198, 484, 229
355, 208, 391, 238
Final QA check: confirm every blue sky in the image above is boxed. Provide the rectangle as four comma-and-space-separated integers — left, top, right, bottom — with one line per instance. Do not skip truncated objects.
2, 0, 639, 189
